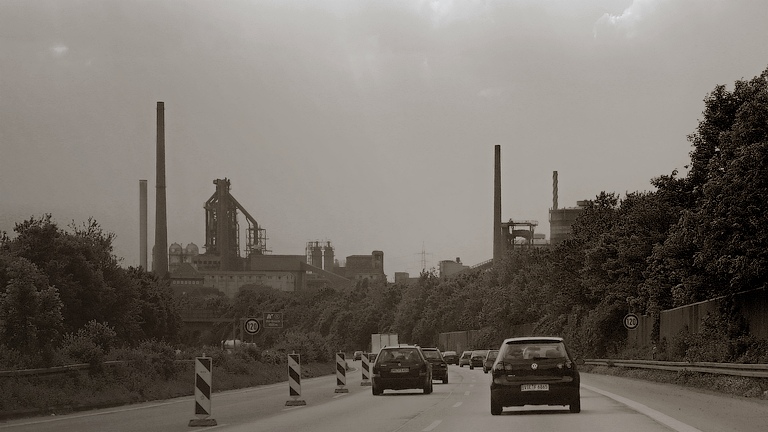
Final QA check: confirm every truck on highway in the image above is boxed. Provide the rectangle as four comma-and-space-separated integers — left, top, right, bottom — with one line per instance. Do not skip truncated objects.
371, 333, 399, 355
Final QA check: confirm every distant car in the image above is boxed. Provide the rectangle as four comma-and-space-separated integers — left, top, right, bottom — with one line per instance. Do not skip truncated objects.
442, 350, 459, 365
490, 337, 583, 415
372, 345, 433, 395
459, 351, 472, 367
354, 351, 363, 361
420, 347, 449, 384
469, 349, 489, 369
482, 349, 499, 373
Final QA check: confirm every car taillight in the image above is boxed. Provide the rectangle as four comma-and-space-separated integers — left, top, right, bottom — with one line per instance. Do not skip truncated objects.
494, 363, 504, 372
565, 360, 573, 369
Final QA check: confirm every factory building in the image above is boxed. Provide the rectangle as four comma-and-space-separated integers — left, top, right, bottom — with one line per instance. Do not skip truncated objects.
332, 251, 385, 283
548, 171, 588, 245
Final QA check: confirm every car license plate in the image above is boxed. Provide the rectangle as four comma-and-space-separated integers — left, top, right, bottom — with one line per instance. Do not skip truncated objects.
521, 384, 549, 391
391, 368, 409, 373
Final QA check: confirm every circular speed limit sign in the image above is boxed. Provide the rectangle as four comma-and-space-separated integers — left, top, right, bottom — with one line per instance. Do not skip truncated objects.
623, 313, 639, 330
244, 318, 261, 335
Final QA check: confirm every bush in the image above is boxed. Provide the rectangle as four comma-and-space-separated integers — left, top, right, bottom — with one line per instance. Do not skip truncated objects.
272, 331, 331, 363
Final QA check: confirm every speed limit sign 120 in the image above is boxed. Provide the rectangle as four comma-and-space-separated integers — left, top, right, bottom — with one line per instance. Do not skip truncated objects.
623, 313, 639, 330
244, 318, 261, 335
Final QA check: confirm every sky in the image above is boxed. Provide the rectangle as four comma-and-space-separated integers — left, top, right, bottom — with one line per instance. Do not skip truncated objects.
2, 0, 767, 280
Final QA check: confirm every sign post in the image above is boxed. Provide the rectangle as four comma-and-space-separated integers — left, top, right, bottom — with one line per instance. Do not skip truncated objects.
623, 313, 639, 330
264, 312, 283, 329
244, 317, 261, 335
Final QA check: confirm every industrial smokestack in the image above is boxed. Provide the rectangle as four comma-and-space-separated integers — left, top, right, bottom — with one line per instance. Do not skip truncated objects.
553, 171, 558, 210
140, 179, 148, 269
493, 145, 503, 264
153, 101, 168, 278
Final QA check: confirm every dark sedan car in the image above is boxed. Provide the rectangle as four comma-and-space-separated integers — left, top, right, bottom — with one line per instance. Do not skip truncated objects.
442, 350, 459, 365
420, 347, 449, 383
372, 345, 433, 395
469, 349, 489, 369
490, 337, 582, 414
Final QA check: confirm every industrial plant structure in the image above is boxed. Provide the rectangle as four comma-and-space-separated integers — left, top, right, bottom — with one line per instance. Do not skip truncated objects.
140, 101, 385, 298
548, 171, 587, 245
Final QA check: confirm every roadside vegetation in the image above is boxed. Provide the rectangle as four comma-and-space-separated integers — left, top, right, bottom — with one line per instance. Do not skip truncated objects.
2, 67, 768, 414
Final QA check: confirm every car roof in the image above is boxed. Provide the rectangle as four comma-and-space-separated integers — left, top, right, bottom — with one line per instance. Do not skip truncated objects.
381, 344, 420, 349
502, 336, 564, 343
420, 347, 439, 351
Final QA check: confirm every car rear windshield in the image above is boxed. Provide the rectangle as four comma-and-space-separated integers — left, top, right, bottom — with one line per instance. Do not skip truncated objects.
487, 350, 498, 359
500, 341, 566, 360
421, 350, 442, 359
378, 348, 421, 361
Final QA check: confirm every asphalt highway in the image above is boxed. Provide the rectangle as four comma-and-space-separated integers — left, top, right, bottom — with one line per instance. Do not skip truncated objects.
1, 361, 765, 432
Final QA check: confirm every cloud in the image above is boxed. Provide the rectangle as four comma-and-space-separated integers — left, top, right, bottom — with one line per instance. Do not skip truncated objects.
594, 0, 662, 38
50, 44, 68, 57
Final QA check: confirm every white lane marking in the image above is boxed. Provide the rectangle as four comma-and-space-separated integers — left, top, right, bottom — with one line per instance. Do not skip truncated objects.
464, 391, 471, 396
582, 384, 704, 432
333, 393, 348, 399
423, 420, 442, 431
452, 402, 463, 408
282, 406, 306, 411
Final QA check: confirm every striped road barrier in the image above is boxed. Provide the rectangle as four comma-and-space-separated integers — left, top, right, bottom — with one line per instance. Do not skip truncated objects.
188, 356, 217, 427
361, 353, 372, 386
285, 353, 307, 406
335, 352, 349, 393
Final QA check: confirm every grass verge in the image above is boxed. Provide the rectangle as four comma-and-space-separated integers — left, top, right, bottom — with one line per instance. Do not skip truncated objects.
0, 360, 335, 419
582, 364, 768, 399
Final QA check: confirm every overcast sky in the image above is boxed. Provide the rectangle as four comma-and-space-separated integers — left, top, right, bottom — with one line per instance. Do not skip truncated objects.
2, 0, 767, 279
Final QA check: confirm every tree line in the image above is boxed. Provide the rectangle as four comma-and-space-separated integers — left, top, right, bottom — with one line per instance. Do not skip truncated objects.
2, 67, 767, 368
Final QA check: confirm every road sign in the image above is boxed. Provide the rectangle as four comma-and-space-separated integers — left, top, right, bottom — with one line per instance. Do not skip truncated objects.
244, 318, 261, 335
623, 313, 639, 330
264, 312, 283, 329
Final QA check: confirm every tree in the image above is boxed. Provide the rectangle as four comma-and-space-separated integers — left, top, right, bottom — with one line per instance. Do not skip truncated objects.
0, 252, 64, 366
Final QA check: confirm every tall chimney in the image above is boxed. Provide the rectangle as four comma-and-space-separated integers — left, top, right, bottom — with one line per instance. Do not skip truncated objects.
153, 101, 168, 278
493, 145, 503, 264
553, 170, 558, 210
139, 179, 148, 269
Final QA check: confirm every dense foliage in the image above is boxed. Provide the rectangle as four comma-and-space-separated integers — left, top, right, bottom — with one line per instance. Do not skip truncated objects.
0, 215, 181, 368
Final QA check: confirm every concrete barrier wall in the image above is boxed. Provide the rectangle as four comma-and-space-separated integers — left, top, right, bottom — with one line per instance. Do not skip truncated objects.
440, 289, 768, 351
660, 288, 768, 343
627, 314, 654, 348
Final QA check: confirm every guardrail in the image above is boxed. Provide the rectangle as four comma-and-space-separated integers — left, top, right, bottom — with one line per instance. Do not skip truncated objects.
585, 359, 768, 378
0, 360, 195, 378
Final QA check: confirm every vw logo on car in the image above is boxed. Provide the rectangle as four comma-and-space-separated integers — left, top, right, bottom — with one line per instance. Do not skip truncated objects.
531, 363, 538, 370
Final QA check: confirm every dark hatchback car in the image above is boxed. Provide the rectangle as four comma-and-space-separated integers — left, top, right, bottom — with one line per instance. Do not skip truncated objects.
372, 345, 433, 395
490, 337, 582, 415
420, 347, 449, 384
442, 350, 459, 365
469, 349, 489, 369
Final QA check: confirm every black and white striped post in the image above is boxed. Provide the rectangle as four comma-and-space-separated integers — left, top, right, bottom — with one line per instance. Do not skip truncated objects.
188, 355, 217, 427
360, 352, 371, 386
334, 352, 349, 393
285, 353, 307, 406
